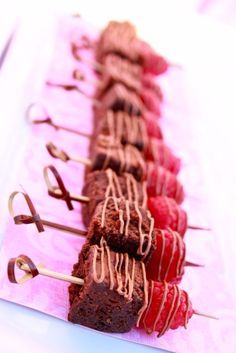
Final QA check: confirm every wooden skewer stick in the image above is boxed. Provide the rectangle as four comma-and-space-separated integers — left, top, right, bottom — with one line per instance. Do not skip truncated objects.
193, 310, 219, 320
43, 166, 208, 267
8, 191, 87, 237
8, 189, 202, 269
26, 102, 92, 138
184, 261, 204, 267
46, 142, 92, 166
71, 42, 183, 72
46, 81, 102, 108
43, 165, 89, 210
8, 255, 84, 285
188, 225, 211, 232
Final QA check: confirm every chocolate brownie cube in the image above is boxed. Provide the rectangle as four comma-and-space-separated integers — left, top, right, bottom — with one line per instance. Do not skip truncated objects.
82, 169, 147, 226
96, 21, 139, 63
90, 142, 146, 182
99, 83, 144, 116
68, 239, 148, 333
94, 110, 148, 151
96, 54, 142, 97
87, 197, 156, 261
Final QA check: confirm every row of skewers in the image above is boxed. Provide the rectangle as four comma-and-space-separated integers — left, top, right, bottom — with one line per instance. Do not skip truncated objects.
7, 20, 215, 338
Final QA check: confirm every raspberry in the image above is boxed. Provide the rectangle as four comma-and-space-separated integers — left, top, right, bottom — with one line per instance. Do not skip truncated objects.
145, 114, 163, 140
148, 196, 187, 237
138, 281, 193, 336
145, 140, 181, 175
147, 164, 184, 204
137, 40, 168, 75
141, 89, 161, 116
141, 74, 163, 101
146, 229, 185, 283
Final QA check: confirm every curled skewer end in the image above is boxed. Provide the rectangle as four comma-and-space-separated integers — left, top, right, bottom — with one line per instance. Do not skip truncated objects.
8, 255, 84, 285
8, 255, 39, 284
43, 165, 74, 210
25, 102, 52, 126
46, 142, 70, 162
8, 191, 44, 232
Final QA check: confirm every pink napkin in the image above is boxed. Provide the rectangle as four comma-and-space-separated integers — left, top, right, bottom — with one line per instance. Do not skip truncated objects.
0, 15, 235, 353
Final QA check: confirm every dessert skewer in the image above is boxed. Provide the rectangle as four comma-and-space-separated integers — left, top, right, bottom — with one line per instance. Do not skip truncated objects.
45, 141, 185, 202
4, 18, 216, 343
46, 80, 159, 117
8, 190, 202, 284
26, 103, 163, 140
7, 241, 217, 336
26, 103, 92, 138
72, 65, 162, 116
79, 20, 174, 75
44, 165, 209, 237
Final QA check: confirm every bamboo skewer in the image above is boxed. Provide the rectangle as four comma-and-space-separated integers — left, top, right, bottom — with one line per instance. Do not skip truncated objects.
188, 225, 211, 232
46, 142, 92, 166
26, 103, 92, 138
43, 165, 90, 208
46, 81, 101, 108
193, 310, 219, 321
8, 191, 87, 237
8, 255, 84, 285
71, 42, 183, 72
8, 187, 203, 270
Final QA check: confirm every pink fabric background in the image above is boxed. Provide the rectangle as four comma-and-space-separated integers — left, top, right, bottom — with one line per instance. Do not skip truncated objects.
0, 16, 235, 353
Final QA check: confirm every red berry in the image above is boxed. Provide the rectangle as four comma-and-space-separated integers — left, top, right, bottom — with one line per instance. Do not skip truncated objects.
141, 74, 163, 101
147, 164, 184, 204
138, 281, 193, 336
141, 89, 161, 116
148, 196, 187, 236
137, 41, 168, 75
145, 139, 181, 175
146, 228, 185, 283
145, 115, 163, 140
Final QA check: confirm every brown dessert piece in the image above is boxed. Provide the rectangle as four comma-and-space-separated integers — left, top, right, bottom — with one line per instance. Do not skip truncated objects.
68, 238, 148, 333
94, 110, 148, 151
82, 169, 147, 226
90, 140, 146, 181
96, 21, 139, 63
87, 197, 156, 261
96, 54, 142, 96
98, 83, 145, 116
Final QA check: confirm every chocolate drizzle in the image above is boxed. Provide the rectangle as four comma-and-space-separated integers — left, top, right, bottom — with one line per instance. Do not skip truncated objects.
100, 54, 143, 94
150, 140, 171, 169
98, 142, 146, 181
104, 169, 147, 209
157, 229, 185, 281
164, 197, 187, 235
92, 238, 148, 302
158, 285, 181, 337
100, 110, 148, 151
100, 196, 153, 259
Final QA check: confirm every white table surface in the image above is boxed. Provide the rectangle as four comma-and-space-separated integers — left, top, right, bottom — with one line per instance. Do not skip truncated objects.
0, 2, 236, 352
